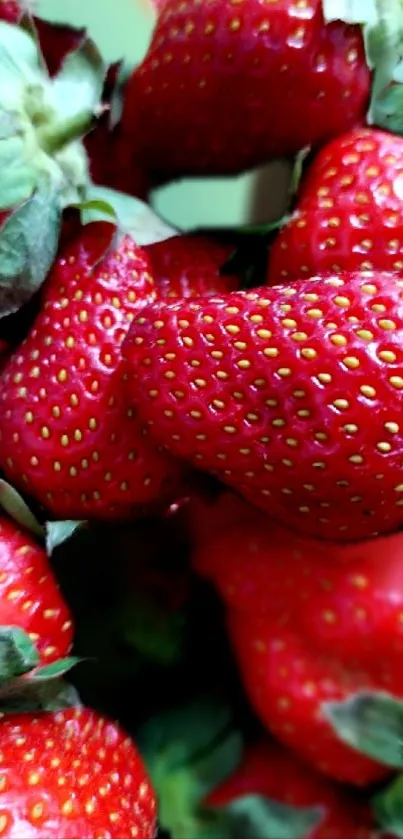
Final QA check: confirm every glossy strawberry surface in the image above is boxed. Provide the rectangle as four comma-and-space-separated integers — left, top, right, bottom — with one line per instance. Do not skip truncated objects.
123, 0, 370, 176
0, 707, 156, 837
145, 235, 240, 299
0, 517, 73, 664
124, 271, 403, 541
269, 128, 403, 283
0, 223, 183, 521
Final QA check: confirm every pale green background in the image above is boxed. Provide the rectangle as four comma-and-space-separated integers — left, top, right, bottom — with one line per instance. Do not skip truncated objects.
38, 0, 289, 229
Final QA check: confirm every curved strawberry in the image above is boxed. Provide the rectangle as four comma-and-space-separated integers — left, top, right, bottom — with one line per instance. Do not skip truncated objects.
0, 707, 156, 838
268, 128, 403, 283
0, 221, 183, 521
122, 0, 370, 177
145, 235, 240, 299
124, 271, 403, 541
208, 740, 375, 838
0, 515, 73, 665
194, 510, 403, 783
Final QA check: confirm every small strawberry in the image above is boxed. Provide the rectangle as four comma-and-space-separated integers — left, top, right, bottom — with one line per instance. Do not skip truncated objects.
123, 271, 403, 542
0, 706, 157, 837
145, 235, 240, 299
0, 0, 22, 22
0, 515, 73, 666
121, 0, 370, 177
0, 221, 183, 521
208, 740, 375, 839
268, 128, 403, 283
194, 510, 403, 784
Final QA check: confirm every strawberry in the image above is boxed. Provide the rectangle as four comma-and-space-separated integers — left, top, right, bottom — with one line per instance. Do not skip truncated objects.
0, 221, 183, 521
0, 0, 21, 21
123, 270, 403, 542
0, 706, 157, 837
0, 515, 73, 665
207, 740, 375, 838
121, 0, 370, 177
145, 235, 240, 299
194, 509, 403, 784
268, 128, 403, 283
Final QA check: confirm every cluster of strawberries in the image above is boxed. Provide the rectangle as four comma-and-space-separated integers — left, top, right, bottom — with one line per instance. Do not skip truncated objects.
2, 0, 403, 837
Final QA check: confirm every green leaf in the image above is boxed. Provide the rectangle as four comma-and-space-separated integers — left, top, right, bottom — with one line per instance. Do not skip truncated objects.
212, 796, 324, 839
322, 0, 377, 23
0, 21, 42, 92
363, 0, 403, 133
28, 656, 81, 681
373, 774, 403, 837
85, 185, 178, 246
0, 182, 61, 317
51, 34, 107, 123
0, 479, 44, 537
45, 520, 87, 554
75, 198, 117, 221
119, 594, 186, 666
0, 626, 39, 685
323, 690, 403, 768
0, 677, 82, 714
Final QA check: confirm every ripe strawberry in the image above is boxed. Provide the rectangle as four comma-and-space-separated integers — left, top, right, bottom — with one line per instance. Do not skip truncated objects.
122, 0, 370, 177
195, 511, 403, 784
145, 235, 240, 299
0, 515, 73, 664
123, 270, 403, 542
0, 706, 156, 837
0, 0, 21, 21
268, 127, 403, 283
207, 740, 374, 838
0, 221, 183, 521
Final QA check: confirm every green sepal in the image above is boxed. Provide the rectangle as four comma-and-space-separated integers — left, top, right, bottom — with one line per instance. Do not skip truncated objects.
0, 479, 44, 537
27, 656, 82, 681
0, 678, 82, 715
0, 626, 39, 685
0, 182, 61, 318
207, 796, 324, 839
322, 0, 377, 24
85, 185, 178, 246
51, 33, 106, 127
45, 520, 88, 554
323, 690, 403, 768
373, 773, 403, 837
138, 695, 243, 839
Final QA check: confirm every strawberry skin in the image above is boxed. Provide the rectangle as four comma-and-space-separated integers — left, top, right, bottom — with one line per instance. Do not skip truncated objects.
0, 1, 21, 22
0, 222, 183, 521
0, 707, 156, 838
123, 0, 370, 176
145, 235, 240, 299
124, 271, 403, 542
269, 127, 403, 283
195, 512, 403, 783
207, 740, 374, 838
0, 516, 72, 664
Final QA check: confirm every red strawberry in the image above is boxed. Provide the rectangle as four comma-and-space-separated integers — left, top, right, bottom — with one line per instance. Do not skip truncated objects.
145, 235, 240, 299
0, 706, 156, 837
0, 515, 72, 665
0, 221, 183, 521
123, 270, 403, 542
268, 127, 403, 283
207, 740, 374, 838
0, 0, 21, 21
194, 510, 403, 784
122, 0, 370, 177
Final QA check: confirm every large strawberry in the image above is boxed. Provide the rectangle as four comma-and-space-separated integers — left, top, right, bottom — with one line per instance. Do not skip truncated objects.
0, 221, 183, 521
194, 506, 403, 784
0, 706, 156, 837
123, 270, 403, 542
268, 128, 403, 283
121, 0, 370, 178
145, 235, 240, 299
207, 740, 374, 839
0, 514, 72, 668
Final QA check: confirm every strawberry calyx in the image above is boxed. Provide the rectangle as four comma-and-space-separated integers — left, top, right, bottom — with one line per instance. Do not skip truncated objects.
373, 773, 403, 836
323, 690, 403, 769
322, 0, 403, 134
205, 796, 324, 839
85, 184, 178, 246
137, 695, 243, 839
0, 16, 107, 316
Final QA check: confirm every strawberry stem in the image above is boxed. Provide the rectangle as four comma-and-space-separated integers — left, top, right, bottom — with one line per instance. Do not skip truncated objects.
37, 110, 94, 154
